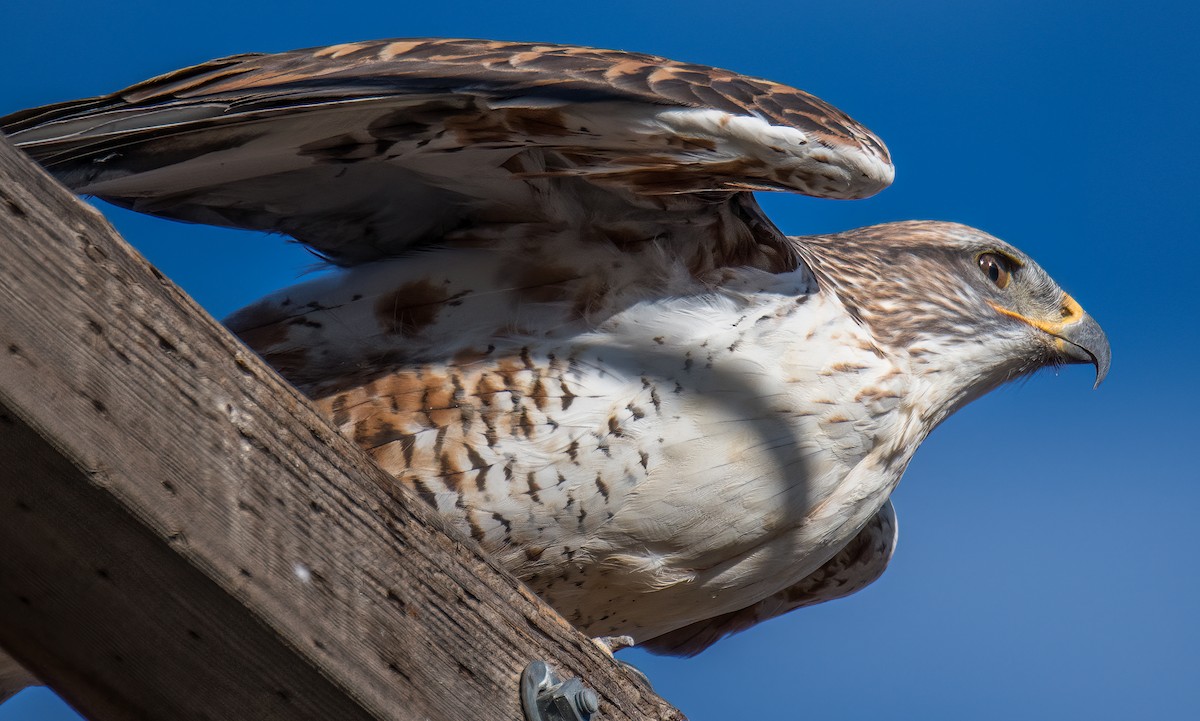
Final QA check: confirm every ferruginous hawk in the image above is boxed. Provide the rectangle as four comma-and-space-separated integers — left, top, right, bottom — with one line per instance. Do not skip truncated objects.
1, 39, 1109, 668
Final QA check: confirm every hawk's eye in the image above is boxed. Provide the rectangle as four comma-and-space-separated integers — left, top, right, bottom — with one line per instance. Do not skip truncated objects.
978, 253, 1012, 289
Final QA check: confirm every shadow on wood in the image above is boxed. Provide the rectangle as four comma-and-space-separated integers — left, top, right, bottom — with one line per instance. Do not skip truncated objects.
0, 136, 685, 721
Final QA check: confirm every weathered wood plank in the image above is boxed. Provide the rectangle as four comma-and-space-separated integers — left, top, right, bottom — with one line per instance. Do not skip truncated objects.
0, 650, 35, 704
0, 136, 685, 721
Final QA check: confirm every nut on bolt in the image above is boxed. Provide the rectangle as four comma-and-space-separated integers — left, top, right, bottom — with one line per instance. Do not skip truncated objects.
520, 660, 602, 721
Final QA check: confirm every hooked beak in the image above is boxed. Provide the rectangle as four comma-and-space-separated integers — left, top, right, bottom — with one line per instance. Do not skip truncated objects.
1054, 309, 1110, 388
990, 294, 1111, 387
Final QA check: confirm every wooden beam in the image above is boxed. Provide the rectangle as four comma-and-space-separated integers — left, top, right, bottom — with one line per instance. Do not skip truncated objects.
0, 651, 35, 703
0, 137, 685, 721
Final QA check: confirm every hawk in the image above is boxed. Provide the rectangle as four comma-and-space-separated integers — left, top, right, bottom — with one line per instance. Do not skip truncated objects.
1, 38, 1108, 661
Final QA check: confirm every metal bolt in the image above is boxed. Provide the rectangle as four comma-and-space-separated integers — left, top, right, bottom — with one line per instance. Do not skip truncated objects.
521, 660, 602, 721
576, 688, 600, 715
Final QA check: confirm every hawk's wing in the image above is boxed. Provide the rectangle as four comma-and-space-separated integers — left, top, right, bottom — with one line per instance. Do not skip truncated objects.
2, 38, 892, 265
639, 500, 898, 657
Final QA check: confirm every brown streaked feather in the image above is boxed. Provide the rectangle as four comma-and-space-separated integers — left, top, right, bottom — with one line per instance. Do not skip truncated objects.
3, 38, 890, 172
9, 38, 884, 158
1, 38, 891, 266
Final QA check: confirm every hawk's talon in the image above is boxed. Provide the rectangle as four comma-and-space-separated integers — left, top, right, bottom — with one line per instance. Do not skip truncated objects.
591, 635, 636, 656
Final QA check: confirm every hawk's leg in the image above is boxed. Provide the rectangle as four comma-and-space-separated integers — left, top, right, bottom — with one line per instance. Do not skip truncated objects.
591, 635, 636, 655
591, 636, 653, 688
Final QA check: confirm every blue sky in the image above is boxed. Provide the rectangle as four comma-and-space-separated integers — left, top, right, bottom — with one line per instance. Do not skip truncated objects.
2, 1, 1197, 719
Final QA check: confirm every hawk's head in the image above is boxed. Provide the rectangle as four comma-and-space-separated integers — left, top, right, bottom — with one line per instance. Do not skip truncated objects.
796, 221, 1109, 417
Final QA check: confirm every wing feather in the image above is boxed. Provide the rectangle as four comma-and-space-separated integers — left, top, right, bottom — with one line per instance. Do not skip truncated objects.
2, 38, 893, 264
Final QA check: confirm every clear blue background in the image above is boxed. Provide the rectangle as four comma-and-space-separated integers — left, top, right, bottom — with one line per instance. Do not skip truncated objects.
2, 1, 1196, 719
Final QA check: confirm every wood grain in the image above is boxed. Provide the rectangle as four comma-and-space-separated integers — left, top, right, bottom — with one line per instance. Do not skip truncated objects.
0, 136, 685, 721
